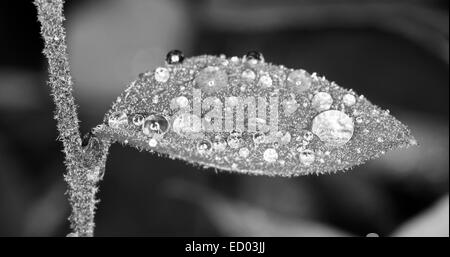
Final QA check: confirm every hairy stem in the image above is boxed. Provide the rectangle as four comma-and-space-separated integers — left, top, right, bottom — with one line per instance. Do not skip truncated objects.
34, 0, 109, 237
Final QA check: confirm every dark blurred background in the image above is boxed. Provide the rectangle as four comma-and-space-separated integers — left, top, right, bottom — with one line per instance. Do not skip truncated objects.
0, 0, 448, 236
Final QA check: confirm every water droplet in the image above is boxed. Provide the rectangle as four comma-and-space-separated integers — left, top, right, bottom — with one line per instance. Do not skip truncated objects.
286, 70, 311, 93
311, 110, 354, 147
244, 51, 264, 63
197, 139, 212, 155
132, 114, 145, 126
253, 132, 266, 145
355, 117, 363, 124
148, 138, 158, 147
239, 147, 250, 158
263, 148, 278, 163
108, 111, 128, 128
303, 131, 314, 141
154, 67, 170, 83
258, 74, 272, 87
241, 69, 256, 81
175, 96, 189, 108
299, 149, 315, 166
172, 113, 203, 137
283, 99, 298, 116
195, 66, 228, 94
311, 92, 333, 112
143, 114, 169, 136
342, 93, 356, 106
227, 130, 243, 149
212, 135, 227, 151
165, 49, 184, 65
230, 56, 239, 63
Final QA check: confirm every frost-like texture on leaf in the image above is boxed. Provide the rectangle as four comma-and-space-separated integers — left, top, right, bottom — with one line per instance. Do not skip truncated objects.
96, 54, 416, 176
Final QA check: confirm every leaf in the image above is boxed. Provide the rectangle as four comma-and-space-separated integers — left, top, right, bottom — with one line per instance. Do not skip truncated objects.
94, 51, 417, 176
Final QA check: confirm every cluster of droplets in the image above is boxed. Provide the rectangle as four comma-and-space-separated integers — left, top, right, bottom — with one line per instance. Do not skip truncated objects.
110, 50, 358, 165
108, 111, 171, 148
103, 49, 414, 175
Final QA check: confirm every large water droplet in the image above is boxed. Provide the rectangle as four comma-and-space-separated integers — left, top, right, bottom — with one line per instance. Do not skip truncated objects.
142, 114, 169, 136
311, 110, 354, 147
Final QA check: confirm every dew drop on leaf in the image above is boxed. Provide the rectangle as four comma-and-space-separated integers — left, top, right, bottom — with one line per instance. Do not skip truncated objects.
197, 139, 212, 155
286, 70, 311, 93
299, 149, 315, 166
263, 148, 278, 163
311, 92, 333, 112
165, 49, 185, 65
311, 110, 354, 147
142, 114, 170, 136
154, 67, 170, 83
342, 93, 356, 106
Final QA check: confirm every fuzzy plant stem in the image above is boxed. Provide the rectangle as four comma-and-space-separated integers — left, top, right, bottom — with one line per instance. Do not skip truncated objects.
34, 0, 110, 237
